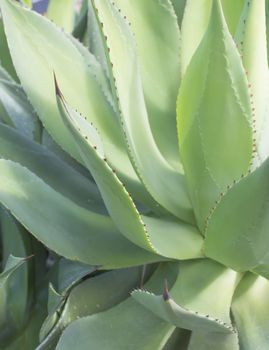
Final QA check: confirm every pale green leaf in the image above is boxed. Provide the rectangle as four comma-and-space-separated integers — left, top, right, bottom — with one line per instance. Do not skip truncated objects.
0, 0, 149, 208
205, 157, 269, 277
91, 0, 193, 223
47, 0, 74, 33
0, 15, 17, 81
232, 273, 269, 350
56, 263, 177, 350
0, 159, 163, 268
0, 122, 105, 213
56, 87, 203, 259
235, 0, 269, 164
188, 331, 239, 350
133, 259, 239, 333
177, 0, 253, 231
0, 79, 40, 140
39, 266, 151, 349
112, 0, 182, 171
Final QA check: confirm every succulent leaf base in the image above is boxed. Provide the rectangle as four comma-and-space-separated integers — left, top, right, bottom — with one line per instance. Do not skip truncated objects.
0, 0, 269, 349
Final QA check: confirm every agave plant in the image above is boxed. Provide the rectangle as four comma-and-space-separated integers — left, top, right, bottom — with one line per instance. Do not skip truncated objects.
0, 0, 269, 348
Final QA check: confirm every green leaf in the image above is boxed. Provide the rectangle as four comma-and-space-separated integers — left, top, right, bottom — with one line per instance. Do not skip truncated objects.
49, 258, 96, 295
0, 0, 147, 207
232, 273, 269, 350
0, 15, 17, 81
181, 0, 244, 77
4, 303, 47, 350
0, 79, 40, 140
188, 331, 239, 350
235, 0, 269, 163
0, 255, 27, 346
0, 122, 105, 213
1, 209, 31, 329
91, 0, 193, 223
56, 86, 203, 259
56, 263, 177, 350
205, 156, 269, 277
220, 0, 244, 35
133, 259, 239, 333
47, 0, 74, 33
180, 0, 211, 77
111, 0, 182, 171
0, 159, 164, 268
177, 0, 253, 231
38, 266, 152, 349
170, 0, 187, 27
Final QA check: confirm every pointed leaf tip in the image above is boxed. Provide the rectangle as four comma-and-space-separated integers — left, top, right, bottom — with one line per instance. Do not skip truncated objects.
163, 279, 170, 301
53, 72, 62, 97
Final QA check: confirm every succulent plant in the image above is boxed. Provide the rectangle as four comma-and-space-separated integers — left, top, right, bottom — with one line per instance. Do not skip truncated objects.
0, 0, 269, 348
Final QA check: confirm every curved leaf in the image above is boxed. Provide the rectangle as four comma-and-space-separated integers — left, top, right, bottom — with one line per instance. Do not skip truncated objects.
47, 0, 74, 33
38, 266, 150, 349
0, 159, 163, 268
56, 86, 203, 259
112, 0, 182, 170
205, 157, 269, 278
133, 259, 239, 333
0, 79, 40, 140
232, 273, 269, 350
0, 122, 105, 213
91, 0, 194, 223
56, 263, 178, 350
0, 0, 149, 208
177, 0, 253, 230
188, 331, 239, 350
235, 0, 269, 163
0, 15, 17, 81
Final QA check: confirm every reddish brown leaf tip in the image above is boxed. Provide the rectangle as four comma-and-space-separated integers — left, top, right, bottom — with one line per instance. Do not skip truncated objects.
163, 279, 170, 301
53, 71, 62, 97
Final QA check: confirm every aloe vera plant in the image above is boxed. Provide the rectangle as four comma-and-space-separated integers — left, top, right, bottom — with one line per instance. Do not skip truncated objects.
0, 0, 269, 348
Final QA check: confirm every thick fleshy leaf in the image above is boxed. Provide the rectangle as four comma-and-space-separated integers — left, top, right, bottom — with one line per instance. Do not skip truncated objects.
111, 0, 182, 170
0, 159, 164, 268
188, 331, 239, 350
0, 0, 148, 207
232, 273, 269, 350
0, 79, 40, 140
205, 157, 269, 277
5, 303, 47, 350
0, 255, 27, 345
235, 0, 269, 163
220, 0, 244, 35
133, 259, 239, 333
87, 0, 109, 77
170, 0, 187, 27
91, 0, 194, 223
0, 15, 17, 81
0, 122, 105, 213
49, 258, 96, 295
180, 0, 211, 77
177, 0, 253, 231
47, 0, 74, 33
56, 88, 203, 259
38, 266, 150, 349
1, 210, 31, 329
56, 263, 177, 350
181, 0, 244, 77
